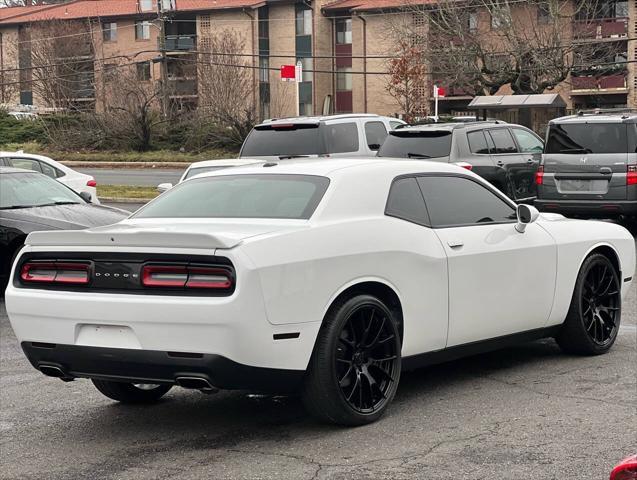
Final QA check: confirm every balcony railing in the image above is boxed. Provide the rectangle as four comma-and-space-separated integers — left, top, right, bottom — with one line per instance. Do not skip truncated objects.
574, 17, 628, 40
571, 74, 627, 91
160, 34, 196, 51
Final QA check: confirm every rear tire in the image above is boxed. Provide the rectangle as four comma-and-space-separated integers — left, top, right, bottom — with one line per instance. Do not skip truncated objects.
302, 294, 401, 426
92, 380, 172, 404
556, 254, 621, 355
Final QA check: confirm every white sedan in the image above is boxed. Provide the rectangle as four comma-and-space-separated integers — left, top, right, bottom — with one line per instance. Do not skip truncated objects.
0, 151, 99, 203
156, 158, 262, 193
5, 159, 635, 425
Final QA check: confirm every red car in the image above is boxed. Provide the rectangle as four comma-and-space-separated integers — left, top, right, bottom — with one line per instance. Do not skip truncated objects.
611, 455, 637, 480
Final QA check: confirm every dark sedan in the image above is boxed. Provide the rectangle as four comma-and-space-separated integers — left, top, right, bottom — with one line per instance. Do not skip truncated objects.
1, 167, 128, 287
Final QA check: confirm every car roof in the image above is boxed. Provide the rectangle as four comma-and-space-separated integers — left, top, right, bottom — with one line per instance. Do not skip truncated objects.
191, 157, 469, 180
550, 112, 637, 124
0, 150, 56, 161
257, 114, 405, 127
186, 158, 264, 169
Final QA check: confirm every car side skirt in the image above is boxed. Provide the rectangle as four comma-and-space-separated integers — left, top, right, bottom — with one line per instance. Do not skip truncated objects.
402, 326, 562, 372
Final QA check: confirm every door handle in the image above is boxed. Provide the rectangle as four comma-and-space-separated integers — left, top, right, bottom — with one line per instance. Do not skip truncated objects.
526, 158, 535, 163
599, 167, 612, 175
496, 161, 504, 167
447, 239, 464, 248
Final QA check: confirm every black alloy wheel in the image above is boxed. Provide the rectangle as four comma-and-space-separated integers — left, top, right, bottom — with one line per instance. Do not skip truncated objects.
335, 303, 400, 414
557, 254, 622, 355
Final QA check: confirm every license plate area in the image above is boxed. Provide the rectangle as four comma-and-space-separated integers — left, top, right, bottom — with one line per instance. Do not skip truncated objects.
557, 179, 609, 194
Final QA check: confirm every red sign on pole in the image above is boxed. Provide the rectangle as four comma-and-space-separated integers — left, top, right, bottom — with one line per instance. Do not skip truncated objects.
437, 87, 446, 97
281, 65, 296, 81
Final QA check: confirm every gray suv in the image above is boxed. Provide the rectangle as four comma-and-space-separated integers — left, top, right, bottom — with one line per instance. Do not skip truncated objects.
377, 121, 543, 202
535, 113, 637, 219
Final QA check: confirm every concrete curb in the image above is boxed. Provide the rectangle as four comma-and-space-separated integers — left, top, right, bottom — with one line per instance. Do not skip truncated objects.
99, 197, 152, 204
61, 161, 190, 169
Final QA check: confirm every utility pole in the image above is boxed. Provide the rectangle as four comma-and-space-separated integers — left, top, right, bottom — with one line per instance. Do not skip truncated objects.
158, 0, 170, 117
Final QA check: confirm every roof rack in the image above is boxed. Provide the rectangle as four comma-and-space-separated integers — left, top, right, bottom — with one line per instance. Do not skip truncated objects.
576, 108, 637, 116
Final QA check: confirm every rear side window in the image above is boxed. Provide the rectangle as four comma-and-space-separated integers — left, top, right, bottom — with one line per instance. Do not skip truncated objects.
545, 123, 628, 154
378, 131, 452, 158
487, 129, 518, 154
38, 161, 60, 179
511, 128, 543, 153
467, 130, 490, 154
135, 174, 330, 220
364, 121, 388, 150
240, 125, 325, 157
385, 177, 429, 225
417, 176, 515, 227
324, 122, 359, 153
8, 158, 42, 173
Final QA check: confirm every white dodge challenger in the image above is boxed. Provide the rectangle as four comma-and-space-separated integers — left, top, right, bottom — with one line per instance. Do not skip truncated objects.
5, 159, 635, 425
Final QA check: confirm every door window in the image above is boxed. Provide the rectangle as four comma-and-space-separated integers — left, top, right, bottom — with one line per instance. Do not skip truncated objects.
467, 130, 490, 154
8, 158, 42, 173
324, 122, 359, 153
385, 177, 430, 225
38, 161, 60, 179
364, 121, 388, 150
488, 129, 518, 154
511, 128, 543, 153
417, 176, 516, 227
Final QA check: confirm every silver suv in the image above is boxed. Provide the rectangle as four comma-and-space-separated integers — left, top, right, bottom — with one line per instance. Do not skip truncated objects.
239, 114, 405, 160
535, 112, 637, 219
377, 121, 544, 202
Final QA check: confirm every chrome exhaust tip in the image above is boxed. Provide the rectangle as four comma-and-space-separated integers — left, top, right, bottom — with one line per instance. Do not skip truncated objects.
175, 376, 218, 393
39, 364, 70, 379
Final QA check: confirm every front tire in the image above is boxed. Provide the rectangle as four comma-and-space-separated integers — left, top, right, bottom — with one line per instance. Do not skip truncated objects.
556, 254, 621, 355
92, 380, 172, 404
302, 294, 401, 426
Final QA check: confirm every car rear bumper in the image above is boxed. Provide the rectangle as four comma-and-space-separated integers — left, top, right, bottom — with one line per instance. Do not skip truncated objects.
535, 199, 637, 217
22, 342, 304, 392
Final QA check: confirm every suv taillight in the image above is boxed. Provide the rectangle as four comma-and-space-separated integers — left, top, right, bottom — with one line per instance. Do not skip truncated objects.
627, 165, 637, 186
20, 261, 90, 285
141, 264, 233, 290
535, 165, 544, 185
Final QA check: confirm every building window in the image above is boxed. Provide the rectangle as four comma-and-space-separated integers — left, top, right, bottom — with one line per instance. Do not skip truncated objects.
295, 6, 312, 36
139, 0, 153, 12
135, 21, 151, 40
336, 67, 352, 91
137, 61, 151, 81
259, 57, 269, 83
258, 6, 269, 39
102, 22, 117, 42
490, 6, 510, 29
298, 57, 313, 82
103, 63, 117, 81
468, 12, 478, 31
336, 18, 352, 44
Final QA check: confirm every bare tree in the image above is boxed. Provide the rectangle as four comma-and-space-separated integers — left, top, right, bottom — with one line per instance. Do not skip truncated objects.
0, 35, 19, 105
26, 19, 96, 110
197, 28, 257, 148
386, 40, 428, 121
393, 0, 623, 96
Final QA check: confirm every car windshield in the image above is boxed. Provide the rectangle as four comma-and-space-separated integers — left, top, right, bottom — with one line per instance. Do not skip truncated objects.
545, 123, 628, 154
134, 174, 330, 220
0, 171, 83, 209
241, 124, 326, 157
183, 165, 231, 180
377, 131, 452, 158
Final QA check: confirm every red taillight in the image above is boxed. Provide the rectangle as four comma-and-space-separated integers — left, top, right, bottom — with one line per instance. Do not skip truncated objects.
141, 264, 233, 290
86, 179, 97, 187
627, 165, 637, 186
20, 261, 90, 285
535, 165, 544, 185
454, 161, 473, 170
610, 455, 637, 480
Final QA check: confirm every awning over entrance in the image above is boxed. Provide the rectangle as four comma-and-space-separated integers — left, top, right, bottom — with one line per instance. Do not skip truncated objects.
467, 94, 567, 110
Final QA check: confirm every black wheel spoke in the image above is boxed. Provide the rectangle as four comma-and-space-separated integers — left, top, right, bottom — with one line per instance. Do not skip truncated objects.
367, 317, 386, 349
580, 259, 620, 346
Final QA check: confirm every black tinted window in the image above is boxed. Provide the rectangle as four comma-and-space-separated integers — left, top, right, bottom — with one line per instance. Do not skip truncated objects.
467, 131, 490, 154
488, 129, 518, 154
545, 123, 628, 154
378, 131, 452, 158
417, 176, 515, 227
135, 174, 329, 220
324, 122, 359, 153
364, 121, 388, 150
241, 125, 325, 157
385, 177, 429, 225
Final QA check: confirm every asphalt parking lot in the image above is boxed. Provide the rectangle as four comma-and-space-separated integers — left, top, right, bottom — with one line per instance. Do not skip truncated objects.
1, 240, 635, 480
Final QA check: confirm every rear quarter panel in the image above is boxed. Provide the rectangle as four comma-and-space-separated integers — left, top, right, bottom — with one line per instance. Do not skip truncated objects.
539, 217, 635, 326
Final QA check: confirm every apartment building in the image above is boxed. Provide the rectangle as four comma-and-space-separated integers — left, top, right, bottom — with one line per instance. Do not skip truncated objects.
0, 0, 635, 119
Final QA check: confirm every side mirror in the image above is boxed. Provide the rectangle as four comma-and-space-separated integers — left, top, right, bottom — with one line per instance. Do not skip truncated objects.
157, 183, 173, 194
368, 143, 381, 151
515, 204, 539, 233
79, 191, 92, 203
